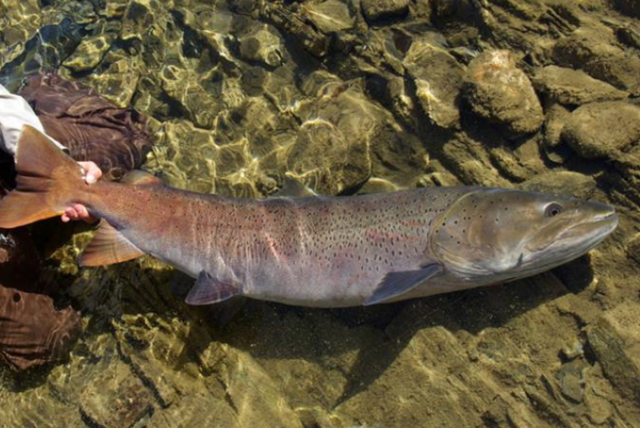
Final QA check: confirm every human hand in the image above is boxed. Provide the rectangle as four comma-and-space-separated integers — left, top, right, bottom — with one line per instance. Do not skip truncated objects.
61, 161, 103, 223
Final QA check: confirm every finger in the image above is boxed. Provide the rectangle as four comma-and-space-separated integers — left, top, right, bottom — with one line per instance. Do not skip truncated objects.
73, 204, 90, 220
79, 162, 103, 184
62, 208, 77, 222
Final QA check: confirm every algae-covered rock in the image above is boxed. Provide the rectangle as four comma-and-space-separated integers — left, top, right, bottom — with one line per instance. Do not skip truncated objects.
63, 35, 114, 72
287, 117, 371, 194
238, 25, 285, 68
610, 0, 640, 17
79, 361, 154, 428
561, 101, 640, 159
553, 29, 640, 95
360, 0, 410, 22
463, 50, 544, 137
403, 40, 464, 129
587, 302, 640, 402
520, 171, 597, 200
532, 65, 628, 106
302, 0, 356, 33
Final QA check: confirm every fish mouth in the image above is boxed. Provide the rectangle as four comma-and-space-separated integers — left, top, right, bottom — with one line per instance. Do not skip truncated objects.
517, 207, 618, 276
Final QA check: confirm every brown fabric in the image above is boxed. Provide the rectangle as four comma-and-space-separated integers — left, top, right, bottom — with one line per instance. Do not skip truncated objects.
19, 73, 153, 181
0, 73, 154, 371
0, 285, 81, 371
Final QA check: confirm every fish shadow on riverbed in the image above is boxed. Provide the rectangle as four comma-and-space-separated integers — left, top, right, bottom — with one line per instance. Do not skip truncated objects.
198, 258, 593, 409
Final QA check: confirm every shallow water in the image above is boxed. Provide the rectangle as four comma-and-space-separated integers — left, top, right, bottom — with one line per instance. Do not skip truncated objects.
2, 0, 640, 427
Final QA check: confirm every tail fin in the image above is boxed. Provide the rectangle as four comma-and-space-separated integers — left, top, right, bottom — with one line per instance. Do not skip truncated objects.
0, 125, 84, 228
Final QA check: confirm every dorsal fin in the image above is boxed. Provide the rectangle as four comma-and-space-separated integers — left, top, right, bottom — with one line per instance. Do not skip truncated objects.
79, 220, 145, 266
121, 170, 164, 186
273, 175, 316, 198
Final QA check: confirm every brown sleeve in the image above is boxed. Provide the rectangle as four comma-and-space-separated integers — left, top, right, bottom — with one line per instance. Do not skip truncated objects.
19, 73, 154, 181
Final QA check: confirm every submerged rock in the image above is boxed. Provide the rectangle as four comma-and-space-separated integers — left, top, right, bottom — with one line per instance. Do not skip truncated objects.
403, 41, 464, 129
238, 25, 285, 67
463, 50, 544, 137
561, 101, 640, 159
587, 302, 640, 403
62, 35, 114, 72
520, 171, 596, 200
360, 0, 410, 22
553, 29, 640, 95
302, 0, 356, 33
79, 361, 154, 428
610, 0, 640, 18
532, 65, 628, 106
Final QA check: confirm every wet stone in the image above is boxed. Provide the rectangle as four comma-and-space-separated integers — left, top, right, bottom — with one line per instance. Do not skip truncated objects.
88, 58, 140, 108
238, 25, 285, 67
555, 359, 587, 403
302, 0, 356, 33
63, 35, 114, 72
520, 171, 596, 200
610, 0, 640, 18
360, 0, 410, 22
462, 50, 544, 137
532, 65, 628, 106
553, 29, 640, 95
587, 301, 640, 403
403, 41, 464, 129
561, 101, 640, 159
627, 234, 640, 264
79, 361, 154, 428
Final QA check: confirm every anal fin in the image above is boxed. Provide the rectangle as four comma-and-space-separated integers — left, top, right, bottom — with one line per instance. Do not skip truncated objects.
79, 220, 145, 266
186, 271, 242, 305
365, 263, 443, 306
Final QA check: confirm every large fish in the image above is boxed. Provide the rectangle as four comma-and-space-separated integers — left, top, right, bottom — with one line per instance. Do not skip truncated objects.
0, 126, 618, 307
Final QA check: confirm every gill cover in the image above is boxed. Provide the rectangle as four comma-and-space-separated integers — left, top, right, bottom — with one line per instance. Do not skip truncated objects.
429, 189, 549, 279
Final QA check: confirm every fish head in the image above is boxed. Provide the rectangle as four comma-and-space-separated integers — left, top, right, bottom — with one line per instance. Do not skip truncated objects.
429, 188, 618, 284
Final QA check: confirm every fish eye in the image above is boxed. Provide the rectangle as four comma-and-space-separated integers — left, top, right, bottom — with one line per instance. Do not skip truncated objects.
544, 203, 563, 217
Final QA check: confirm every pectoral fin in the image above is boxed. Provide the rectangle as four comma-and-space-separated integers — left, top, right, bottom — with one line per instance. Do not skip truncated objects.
185, 271, 242, 305
80, 220, 145, 266
365, 263, 443, 306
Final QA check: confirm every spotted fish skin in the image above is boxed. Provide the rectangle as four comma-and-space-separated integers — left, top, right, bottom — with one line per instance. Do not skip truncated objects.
88, 185, 468, 307
0, 126, 619, 308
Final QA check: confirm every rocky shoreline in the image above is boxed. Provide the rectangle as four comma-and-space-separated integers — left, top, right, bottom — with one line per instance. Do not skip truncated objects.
1, 0, 640, 427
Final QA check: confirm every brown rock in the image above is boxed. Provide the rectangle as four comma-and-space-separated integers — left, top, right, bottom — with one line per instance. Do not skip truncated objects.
463, 50, 544, 137
553, 29, 640, 95
561, 101, 640, 159
520, 171, 597, 200
587, 302, 640, 402
610, 0, 640, 17
360, 0, 410, 21
403, 41, 464, 129
532, 65, 628, 106
80, 361, 154, 428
